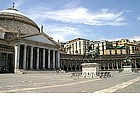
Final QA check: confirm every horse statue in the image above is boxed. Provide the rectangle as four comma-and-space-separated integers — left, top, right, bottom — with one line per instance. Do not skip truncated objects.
83, 43, 99, 62
124, 56, 132, 66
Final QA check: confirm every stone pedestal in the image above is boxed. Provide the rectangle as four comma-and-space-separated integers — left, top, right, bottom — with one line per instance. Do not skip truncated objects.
81, 63, 99, 78
123, 65, 132, 73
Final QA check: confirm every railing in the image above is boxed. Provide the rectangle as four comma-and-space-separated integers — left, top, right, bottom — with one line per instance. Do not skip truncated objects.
132, 69, 139, 73
71, 72, 82, 77
71, 72, 111, 78
118, 68, 139, 73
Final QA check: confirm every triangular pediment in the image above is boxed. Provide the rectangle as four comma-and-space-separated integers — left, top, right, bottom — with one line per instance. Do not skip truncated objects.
24, 34, 56, 46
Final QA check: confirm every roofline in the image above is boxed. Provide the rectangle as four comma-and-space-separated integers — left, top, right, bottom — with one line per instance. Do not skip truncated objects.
66, 38, 90, 43
0, 7, 40, 32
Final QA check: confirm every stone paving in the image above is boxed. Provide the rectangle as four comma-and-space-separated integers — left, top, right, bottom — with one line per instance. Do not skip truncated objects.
0, 72, 140, 93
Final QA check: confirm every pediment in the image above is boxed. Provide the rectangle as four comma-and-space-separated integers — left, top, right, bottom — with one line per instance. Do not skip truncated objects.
24, 34, 56, 46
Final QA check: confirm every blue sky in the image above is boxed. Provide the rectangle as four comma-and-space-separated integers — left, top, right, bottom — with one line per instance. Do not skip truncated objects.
0, 0, 140, 42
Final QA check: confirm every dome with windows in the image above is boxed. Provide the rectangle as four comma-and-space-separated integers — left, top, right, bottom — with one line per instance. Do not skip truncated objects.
0, 6, 40, 36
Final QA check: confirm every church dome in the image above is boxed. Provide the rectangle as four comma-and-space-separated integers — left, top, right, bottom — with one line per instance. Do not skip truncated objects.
0, 6, 40, 35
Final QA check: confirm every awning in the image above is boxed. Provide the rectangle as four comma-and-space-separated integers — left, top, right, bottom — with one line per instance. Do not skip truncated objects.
116, 46, 124, 49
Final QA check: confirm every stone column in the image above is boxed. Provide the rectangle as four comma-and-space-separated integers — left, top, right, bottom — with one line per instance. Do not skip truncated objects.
5, 53, 8, 70
23, 45, 27, 69
14, 44, 20, 73
99, 61, 102, 70
135, 60, 137, 69
121, 61, 123, 69
104, 61, 106, 70
48, 49, 50, 69
53, 50, 55, 69
43, 49, 46, 69
30, 47, 34, 69
36, 48, 39, 69
112, 62, 114, 70
108, 62, 110, 70
57, 51, 60, 69
116, 61, 119, 70
60, 59, 62, 69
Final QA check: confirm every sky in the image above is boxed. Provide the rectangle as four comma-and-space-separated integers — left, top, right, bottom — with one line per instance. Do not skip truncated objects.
0, 0, 140, 42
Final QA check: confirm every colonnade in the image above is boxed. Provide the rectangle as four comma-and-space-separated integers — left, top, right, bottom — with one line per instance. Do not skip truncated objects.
60, 59, 138, 72
99, 60, 137, 70
14, 44, 60, 73
14, 44, 139, 73
60, 59, 81, 71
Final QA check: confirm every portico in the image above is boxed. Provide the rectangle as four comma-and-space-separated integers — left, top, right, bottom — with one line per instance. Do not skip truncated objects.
14, 33, 60, 73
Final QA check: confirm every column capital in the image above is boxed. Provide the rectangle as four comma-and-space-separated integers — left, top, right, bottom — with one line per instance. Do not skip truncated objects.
23, 44, 28, 47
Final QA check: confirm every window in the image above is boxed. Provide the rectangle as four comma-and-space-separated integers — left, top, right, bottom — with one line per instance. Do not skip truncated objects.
79, 41, 81, 49
75, 42, 77, 50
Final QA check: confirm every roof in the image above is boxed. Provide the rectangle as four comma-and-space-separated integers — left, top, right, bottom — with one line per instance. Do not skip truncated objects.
0, 7, 40, 31
67, 38, 90, 43
1, 8, 25, 16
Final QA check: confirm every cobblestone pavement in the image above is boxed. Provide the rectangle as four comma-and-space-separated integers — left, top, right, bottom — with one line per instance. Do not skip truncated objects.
0, 72, 140, 93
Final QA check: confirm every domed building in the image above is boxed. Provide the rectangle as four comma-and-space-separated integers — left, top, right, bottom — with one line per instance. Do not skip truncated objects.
0, 5, 60, 73
0, 7, 40, 36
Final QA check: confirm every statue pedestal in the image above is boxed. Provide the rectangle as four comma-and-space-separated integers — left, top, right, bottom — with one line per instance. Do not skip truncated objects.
81, 63, 99, 78
123, 65, 132, 73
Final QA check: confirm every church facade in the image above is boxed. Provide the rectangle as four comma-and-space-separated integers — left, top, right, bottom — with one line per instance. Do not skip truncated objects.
0, 6, 60, 73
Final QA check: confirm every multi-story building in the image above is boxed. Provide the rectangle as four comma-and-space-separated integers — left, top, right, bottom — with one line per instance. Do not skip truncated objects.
64, 38, 90, 55
60, 38, 140, 71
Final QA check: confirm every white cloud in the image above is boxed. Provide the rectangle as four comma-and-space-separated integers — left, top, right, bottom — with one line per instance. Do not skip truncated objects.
24, 5, 127, 42
98, 36, 140, 42
26, 7, 126, 26
64, 0, 81, 9
137, 17, 140, 21
129, 36, 140, 41
43, 25, 81, 42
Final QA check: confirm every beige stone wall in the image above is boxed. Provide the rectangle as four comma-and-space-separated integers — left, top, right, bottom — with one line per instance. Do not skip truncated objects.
117, 49, 121, 54
111, 50, 115, 55
0, 32, 5, 39
0, 19, 39, 35
129, 46, 133, 54
122, 49, 126, 54
100, 50, 103, 55
105, 50, 110, 55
